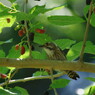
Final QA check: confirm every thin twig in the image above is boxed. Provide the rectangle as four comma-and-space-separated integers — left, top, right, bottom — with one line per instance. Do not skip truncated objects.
50, 69, 58, 95
79, 1, 93, 62
24, 0, 32, 57
0, 72, 65, 87
5, 69, 19, 88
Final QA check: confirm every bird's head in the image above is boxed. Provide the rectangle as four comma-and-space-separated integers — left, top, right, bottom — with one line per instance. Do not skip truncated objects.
39, 42, 57, 55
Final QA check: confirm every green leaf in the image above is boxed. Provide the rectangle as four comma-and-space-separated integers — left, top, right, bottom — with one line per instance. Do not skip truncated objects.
7, 0, 16, 3
66, 49, 80, 61
67, 41, 95, 60
0, 67, 9, 74
32, 51, 47, 59
34, 33, 52, 45
83, 5, 90, 19
93, 0, 95, 3
29, 23, 44, 31
0, 50, 5, 58
15, 12, 32, 21
87, 86, 95, 95
11, 3, 19, 10
0, 39, 13, 45
91, 13, 95, 27
29, 4, 66, 19
0, 88, 16, 95
7, 46, 20, 58
48, 16, 85, 26
85, 41, 95, 54
33, 71, 49, 76
54, 39, 76, 50
10, 86, 29, 95
85, 77, 95, 82
0, 3, 10, 12
50, 79, 70, 88
0, 15, 16, 33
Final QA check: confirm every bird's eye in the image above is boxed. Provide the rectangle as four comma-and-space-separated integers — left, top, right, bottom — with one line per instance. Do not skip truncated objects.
46, 43, 49, 46
47, 46, 53, 50
45, 43, 54, 50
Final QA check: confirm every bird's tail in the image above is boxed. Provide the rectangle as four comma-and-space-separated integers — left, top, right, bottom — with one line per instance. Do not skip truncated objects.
64, 70, 80, 80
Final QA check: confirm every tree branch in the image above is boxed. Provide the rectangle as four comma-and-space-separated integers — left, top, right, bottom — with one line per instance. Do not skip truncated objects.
0, 72, 65, 86
0, 58, 95, 73
79, 1, 93, 61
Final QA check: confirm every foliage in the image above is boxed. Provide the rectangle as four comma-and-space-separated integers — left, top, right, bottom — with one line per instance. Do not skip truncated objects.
48, 16, 85, 26
50, 79, 70, 88
0, 86, 29, 95
33, 70, 49, 76
0, 0, 95, 95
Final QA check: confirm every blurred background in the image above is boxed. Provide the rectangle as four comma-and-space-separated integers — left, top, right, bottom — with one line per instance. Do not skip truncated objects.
0, 0, 95, 95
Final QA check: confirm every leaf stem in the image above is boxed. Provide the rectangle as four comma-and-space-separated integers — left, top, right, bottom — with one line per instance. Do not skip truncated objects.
79, 1, 93, 62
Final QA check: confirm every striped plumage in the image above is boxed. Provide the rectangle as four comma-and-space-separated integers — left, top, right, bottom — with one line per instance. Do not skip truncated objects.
40, 42, 80, 80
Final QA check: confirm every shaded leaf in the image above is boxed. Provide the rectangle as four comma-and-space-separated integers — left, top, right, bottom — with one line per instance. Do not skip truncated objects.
91, 13, 95, 27
0, 67, 9, 74
83, 5, 90, 19
48, 16, 85, 26
0, 88, 16, 95
50, 79, 70, 88
32, 51, 47, 59
10, 86, 29, 95
0, 39, 13, 45
15, 12, 32, 21
85, 77, 95, 82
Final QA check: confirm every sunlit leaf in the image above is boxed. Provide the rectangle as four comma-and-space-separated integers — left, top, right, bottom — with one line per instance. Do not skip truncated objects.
29, 4, 66, 19
0, 16, 16, 33
87, 86, 95, 95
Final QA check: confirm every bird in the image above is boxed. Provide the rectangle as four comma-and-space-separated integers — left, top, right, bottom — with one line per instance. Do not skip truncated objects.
40, 42, 80, 80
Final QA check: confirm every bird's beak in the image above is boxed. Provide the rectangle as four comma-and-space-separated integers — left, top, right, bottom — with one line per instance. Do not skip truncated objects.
39, 45, 44, 47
